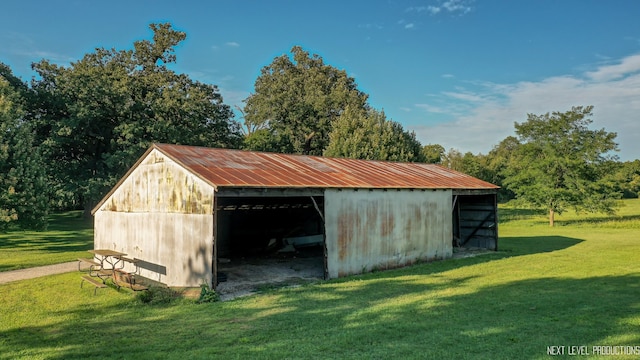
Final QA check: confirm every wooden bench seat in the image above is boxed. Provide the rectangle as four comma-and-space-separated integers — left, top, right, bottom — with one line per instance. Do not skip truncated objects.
77, 258, 100, 271
113, 269, 148, 291
117, 256, 137, 263
81, 275, 107, 295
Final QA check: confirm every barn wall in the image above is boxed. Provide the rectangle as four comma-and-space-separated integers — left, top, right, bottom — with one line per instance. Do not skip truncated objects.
94, 149, 214, 287
324, 188, 452, 279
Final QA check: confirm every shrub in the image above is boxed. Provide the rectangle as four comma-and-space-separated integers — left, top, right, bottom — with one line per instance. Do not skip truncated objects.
197, 283, 220, 303
136, 286, 179, 305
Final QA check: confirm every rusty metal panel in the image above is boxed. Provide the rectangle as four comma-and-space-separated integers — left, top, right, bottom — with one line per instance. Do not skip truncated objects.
96, 149, 214, 215
154, 143, 498, 190
324, 189, 452, 279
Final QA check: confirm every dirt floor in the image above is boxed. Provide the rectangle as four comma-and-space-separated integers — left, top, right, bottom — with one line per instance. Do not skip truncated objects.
214, 246, 492, 301
215, 247, 325, 301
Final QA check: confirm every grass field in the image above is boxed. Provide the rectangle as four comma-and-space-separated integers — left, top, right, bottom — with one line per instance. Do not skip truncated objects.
1, 201, 639, 359
0, 212, 93, 272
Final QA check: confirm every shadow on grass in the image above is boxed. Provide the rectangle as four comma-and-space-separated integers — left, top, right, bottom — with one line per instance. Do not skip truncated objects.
0, 233, 592, 358
498, 236, 583, 256
2, 272, 639, 359
0, 211, 93, 253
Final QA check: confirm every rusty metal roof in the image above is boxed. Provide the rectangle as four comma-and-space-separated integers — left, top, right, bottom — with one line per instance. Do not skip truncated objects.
153, 143, 499, 190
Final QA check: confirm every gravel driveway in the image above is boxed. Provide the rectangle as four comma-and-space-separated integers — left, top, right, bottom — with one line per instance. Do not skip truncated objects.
0, 262, 77, 284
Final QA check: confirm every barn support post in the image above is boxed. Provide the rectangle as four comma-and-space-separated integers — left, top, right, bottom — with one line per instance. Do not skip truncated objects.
310, 196, 325, 223
311, 195, 329, 280
452, 195, 460, 247
493, 193, 499, 251
212, 192, 218, 290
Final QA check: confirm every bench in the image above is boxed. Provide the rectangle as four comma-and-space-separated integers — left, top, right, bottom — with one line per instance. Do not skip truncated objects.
113, 268, 148, 291
77, 258, 100, 272
118, 256, 137, 263
81, 275, 107, 295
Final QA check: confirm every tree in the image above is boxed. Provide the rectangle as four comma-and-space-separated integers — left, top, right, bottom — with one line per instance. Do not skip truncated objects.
485, 136, 520, 201
32, 23, 242, 213
610, 160, 640, 198
422, 144, 445, 164
442, 148, 464, 171
243, 46, 369, 155
442, 148, 492, 181
503, 106, 620, 226
0, 68, 49, 229
324, 106, 425, 162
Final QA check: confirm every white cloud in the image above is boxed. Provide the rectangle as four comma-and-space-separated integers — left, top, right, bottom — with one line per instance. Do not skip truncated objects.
425, 0, 473, 16
442, 0, 472, 14
427, 6, 441, 15
586, 54, 640, 81
225, 42, 240, 47
405, 23, 415, 29
415, 103, 449, 114
411, 53, 640, 160
442, 90, 485, 103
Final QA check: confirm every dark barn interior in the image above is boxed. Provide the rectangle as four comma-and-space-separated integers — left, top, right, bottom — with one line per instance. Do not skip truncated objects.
452, 192, 498, 250
213, 195, 326, 298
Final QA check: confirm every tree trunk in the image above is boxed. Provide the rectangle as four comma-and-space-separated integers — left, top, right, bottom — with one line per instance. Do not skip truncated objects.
83, 200, 94, 219
549, 208, 555, 227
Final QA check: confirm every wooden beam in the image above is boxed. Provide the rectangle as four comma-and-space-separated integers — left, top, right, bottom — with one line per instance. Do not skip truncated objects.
216, 187, 324, 198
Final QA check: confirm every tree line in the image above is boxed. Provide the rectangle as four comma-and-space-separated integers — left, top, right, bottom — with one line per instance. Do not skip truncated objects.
1, 23, 637, 229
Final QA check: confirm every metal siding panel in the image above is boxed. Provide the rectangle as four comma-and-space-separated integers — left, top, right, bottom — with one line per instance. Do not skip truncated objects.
100, 149, 213, 215
324, 189, 452, 279
94, 149, 216, 287
94, 211, 213, 287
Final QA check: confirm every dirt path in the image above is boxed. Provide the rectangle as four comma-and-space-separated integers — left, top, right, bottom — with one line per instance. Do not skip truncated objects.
0, 262, 77, 284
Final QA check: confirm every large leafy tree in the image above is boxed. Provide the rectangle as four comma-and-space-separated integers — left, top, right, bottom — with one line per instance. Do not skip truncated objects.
0, 66, 49, 229
422, 144, 445, 164
32, 23, 242, 213
609, 160, 640, 198
484, 136, 520, 201
324, 106, 425, 162
503, 106, 620, 226
243, 46, 368, 155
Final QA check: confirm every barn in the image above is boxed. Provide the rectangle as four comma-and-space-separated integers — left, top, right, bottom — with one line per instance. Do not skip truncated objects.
92, 143, 499, 290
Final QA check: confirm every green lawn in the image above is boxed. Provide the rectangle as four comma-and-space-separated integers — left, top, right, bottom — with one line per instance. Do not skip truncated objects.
0, 212, 94, 271
1, 201, 640, 359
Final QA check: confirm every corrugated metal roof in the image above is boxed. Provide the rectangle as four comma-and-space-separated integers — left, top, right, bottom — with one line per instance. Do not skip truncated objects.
154, 143, 499, 190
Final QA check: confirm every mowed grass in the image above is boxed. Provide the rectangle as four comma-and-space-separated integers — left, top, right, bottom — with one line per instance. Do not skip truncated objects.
0, 211, 93, 271
1, 201, 640, 359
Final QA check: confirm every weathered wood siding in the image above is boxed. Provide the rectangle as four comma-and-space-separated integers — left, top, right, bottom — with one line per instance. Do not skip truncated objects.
94, 149, 214, 287
324, 189, 452, 279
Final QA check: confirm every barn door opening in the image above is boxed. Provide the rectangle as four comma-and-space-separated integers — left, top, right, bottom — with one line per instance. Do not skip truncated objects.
452, 193, 498, 250
213, 195, 326, 299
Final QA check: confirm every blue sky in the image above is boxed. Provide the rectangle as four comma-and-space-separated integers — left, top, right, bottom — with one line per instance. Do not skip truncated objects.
2, 0, 640, 160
